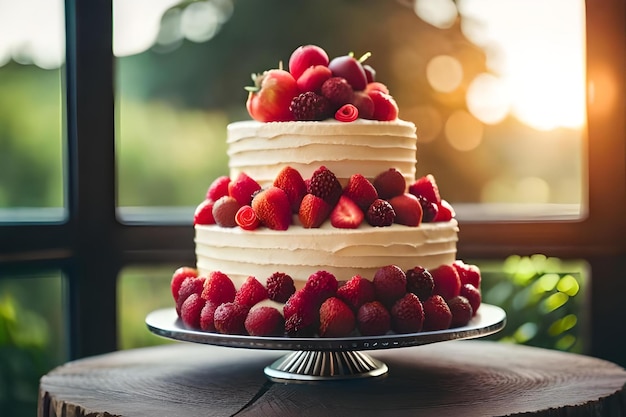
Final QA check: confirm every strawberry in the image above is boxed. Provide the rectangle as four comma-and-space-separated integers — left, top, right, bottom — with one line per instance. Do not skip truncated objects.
212, 195, 242, 228
328, 53, 369, 91
213, 302, 249, 335
366, 198, 395, 227
430, 264, 462, 300
283, 289, 319, 336
409, 174, 441, 204
330, 195, 364, 229
289, 91, 332, 121
390, 293, 424, 334
447, 296, 473, 328
416, 195, 439, 223
206, 176, 231, 201
298, 193, 331, 228
321, 77, 354, 108
405, 266, 434, 301
434, 199, 455, 222
368, 89, 399, 121
460, 283, 481, 316
273, 166, 307, 213
305, 270, 339, 304
357, 301, 391, 336
319, 297, 356, 337
373, 265, 407, 307
234, 276, 268, 308
423, 295, 452, 331
245, 306, 285, 336
342, 173, 378, 212
228, 172, 261, 206
452, 260, 481, 289
176, 276, 205, 316
296, 65, 332, 94
246, 69, 299, 122
251, 186, 292, 230
336, 274, 376, 311
201, 271, 237, 305
235, 205, 260, 230
373, 168, 406, 200
171, 266, 198, 302
365, 82, 389, 94
389, 193, 423, 227
199, 300, 220, 332
350, 91, 374, 120
180, 293, 205, 329
335, 104, 359, 122
307, 166, 343, 207
193, 199, 216, 225
266, 272, 296, 303
289, 45, 329, 80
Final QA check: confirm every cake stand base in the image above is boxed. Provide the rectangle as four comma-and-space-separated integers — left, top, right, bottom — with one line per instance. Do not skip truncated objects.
264, 350, 388, 382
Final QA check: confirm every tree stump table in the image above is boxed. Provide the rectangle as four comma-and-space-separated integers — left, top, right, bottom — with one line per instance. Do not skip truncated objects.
39, 340, 626, 417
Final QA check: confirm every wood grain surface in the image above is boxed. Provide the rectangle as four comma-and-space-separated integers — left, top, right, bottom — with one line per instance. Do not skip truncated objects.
38, 340, 626, 417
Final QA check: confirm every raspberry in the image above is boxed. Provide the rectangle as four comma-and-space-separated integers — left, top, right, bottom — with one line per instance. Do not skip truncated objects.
171, 266, 198, 302
201, 271, 236, 305
452, 260, 482, 289
357, 301, 391, 336
199, 300, 220, 332
373, 265, 407, 307
416, 195, 439, 223
406, 266, 434, 301
390, 293, 424, 334
289, 91, 332, 121
373, 168, 406, 200
366, 199, 395, 227
176, 276, 205, 316
228, 172, 261, 206
336, 274, 376, 311
307, 166, 343, 207
319, 297, 356, 337
234, 276, 268, 308
266, 272, 296, 303
206, 176, 231, 201
273, 166, 307, 213
321, 77, 354, 107
460, 283, 481, 316
430, 264, 461, 301
304, 270, 339, 304
245, 306, 285, 336
180, 293, 205, 329
213, 302, 249, 335
423, 295, 452, 331
212, 195, 241, 228
447, 296, 473, 328
285, 313, 316, 337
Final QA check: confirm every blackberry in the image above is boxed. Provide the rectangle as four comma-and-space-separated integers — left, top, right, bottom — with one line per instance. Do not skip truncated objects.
307, 166, 342, 206
406, 266, 434, 301
366, 199, 396, 227
289, 91, 332, 121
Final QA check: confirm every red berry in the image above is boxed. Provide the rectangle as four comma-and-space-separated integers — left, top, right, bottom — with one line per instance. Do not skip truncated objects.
289, 91, 332, 121
336, 274, 376, 311
171, 266, 198, 302
357, 301, 391, 336
342, 173, 378, 212
180, 293, 205, 329
430, 264, 462, 300
296, 65, 332, 93
289, 45, 329, 80
330, 195, 364, 229
245, 306, 285, 336
319, 297, 356, 337
363, 65, 376, 83
298, 193, 331, 228
200, 300, 220, 332
447, 296, 473, 328
422, 295, 452, 331
366, 199, 396, 227
206, 176, 231, 201
460, 283, 481, 316
284, 289, 319, 336
213, 302, 249, 335
305, 270, 338, 303
201, 271, 236, 305
246, 69, 299, 122
351, 91, 375, 119
228, 172, 261, 206
307, 166, 343, 206
389, 193, 423, 227
390, 293, 424, 334
434, 199, 455, 222
266, 272, 296, 303
176, 276, 205, 316
212, 195, 242, 228
416, 195, 439, 223
234, 276, 268, 308
273, 166, 307, 213
373, 265, 407, 307
321, 77, 354, 108
409, 174, 442, 204
452, 260, 481, 289
405, 266, 434, 301
365, 81, 389, 94
251, 186, 292, 231
328, 54, 368, 91
373, 168, 406, 200
368, 90, 399, 121
193, 199, 216, 225
235, 205, 260, 230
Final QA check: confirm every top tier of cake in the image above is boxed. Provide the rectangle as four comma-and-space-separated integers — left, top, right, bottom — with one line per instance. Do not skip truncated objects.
227, 119, 417, 186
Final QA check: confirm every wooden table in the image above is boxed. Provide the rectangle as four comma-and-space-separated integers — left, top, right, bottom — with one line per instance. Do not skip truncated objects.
39, 340, 626, 417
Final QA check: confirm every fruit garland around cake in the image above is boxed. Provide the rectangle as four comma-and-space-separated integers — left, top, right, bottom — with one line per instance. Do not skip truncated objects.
245, 44, 399, 122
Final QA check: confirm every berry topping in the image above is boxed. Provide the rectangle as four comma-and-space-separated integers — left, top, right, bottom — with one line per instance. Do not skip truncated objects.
434, 199, 456, 222
234, 276, 268, 308
365, 81, 389, 94
373, 265, 407, 307
212, 195, 242, 228
296, 65, 332, 94
388, 193, 423, 227
284, 289, 319, 336
319, 297, 356, 337
357, 301, 391, 336
328, 52, 369, 91
180, 293, 205, 329
350, 91, 375, 119
460, 283, 481, 316
176, 276, 206, 316
308, 166, 343, 206
416, 195, 439, 223
171, 266, 198, 302
298, 193, 331, 228
366, 198, 396, 227
321, 77, 354, 107
288, 44, 330, 80
273, 166, 307, 213
245, 306, 285, 336
193, 199, 216, 225
336, 274, 376, 311
373, 168, 406, 200
363, 65, 376, 83
405, 266, 434, 301
335, 104, 359, 122
430, 264, 462, 301
390, 293, 424, 334
228, 172, 262, 206
213, 302, 249, 335
422, 295, 452, 331
266, 272, 296, 303
342, 173, 378, 212
305, 270, 339, 303
289, 91, 332, 121
200, 301, 220, 332
330, 195, 364, 229
201, 271, 237, 305
409, 174, 442, 204
368, 89, 399, 121
251, 186, 292, 230
447, 295, 473, 328
246, 69, 299, 122
206, 176, 231, 201
235, 205, 260, 230
452, 260, 482, 289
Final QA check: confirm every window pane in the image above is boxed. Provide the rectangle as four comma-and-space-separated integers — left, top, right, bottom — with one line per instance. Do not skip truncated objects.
0, 0, 65, 222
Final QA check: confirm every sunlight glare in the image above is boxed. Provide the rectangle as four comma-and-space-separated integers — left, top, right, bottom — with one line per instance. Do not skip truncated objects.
413, 0, 458, 29
466, 73, 510, 124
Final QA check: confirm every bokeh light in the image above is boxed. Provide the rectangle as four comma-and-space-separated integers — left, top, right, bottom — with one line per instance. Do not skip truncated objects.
466, 73, 510, 124
426, 55, 464, 93
444, 110, 483, 151
413, 0, 458, 29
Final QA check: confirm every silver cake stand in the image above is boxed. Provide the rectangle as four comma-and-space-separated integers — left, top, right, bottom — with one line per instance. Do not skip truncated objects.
146, 304, 506, 382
